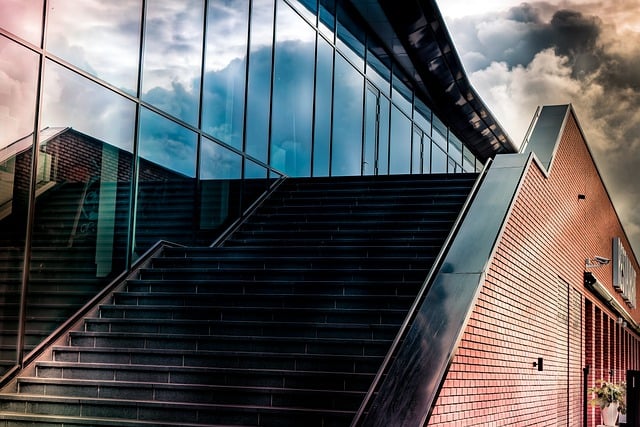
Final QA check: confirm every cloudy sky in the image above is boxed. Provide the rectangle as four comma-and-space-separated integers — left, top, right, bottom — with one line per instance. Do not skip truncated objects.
438, 0, 640, 254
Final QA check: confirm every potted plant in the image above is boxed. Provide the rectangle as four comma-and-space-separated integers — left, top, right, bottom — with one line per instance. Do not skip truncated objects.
588, 379, 626, 426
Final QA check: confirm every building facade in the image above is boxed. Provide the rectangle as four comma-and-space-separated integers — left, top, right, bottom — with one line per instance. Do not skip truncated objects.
0, 0, 638, 426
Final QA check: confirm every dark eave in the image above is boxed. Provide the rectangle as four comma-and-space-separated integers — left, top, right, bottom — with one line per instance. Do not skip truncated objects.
349, 0, 518, 161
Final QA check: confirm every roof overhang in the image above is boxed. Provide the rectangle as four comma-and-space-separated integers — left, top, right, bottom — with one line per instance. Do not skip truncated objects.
348, 0, 518, 161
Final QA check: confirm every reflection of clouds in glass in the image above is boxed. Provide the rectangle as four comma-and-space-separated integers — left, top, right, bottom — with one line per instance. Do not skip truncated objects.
202, 0, 248, 149
138, 108, 197, 178
46, 0, 141, 94
0, 39, 39, 149
144, 83, 199, 126
276, 2, 315, 43
42, 61, 135, 152
200, 137, 241, 180
202, 58, 246, 146
0, 0, 43, 45
142, 0, 204, 92
142, 0, 203, 126
205, 1, 249, 72
250, 0, 275, 52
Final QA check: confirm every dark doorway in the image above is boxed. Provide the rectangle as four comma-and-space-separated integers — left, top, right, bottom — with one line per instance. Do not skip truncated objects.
625, 370, 640, 427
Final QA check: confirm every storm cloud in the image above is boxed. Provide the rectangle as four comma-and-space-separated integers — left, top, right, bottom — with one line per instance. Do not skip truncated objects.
443, 1, 640, 252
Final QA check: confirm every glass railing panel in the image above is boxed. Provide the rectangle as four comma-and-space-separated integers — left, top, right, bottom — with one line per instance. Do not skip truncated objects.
0, 38, 40, 375
199, 137, 242, 243
134, 107, 197, 255
21, 60, 136, 362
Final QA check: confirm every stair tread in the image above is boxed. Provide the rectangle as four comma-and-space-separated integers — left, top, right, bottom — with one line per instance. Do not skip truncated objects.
50, 346, 379, 362
18, 377, 365, 396
0, 412, 247, 427
0, 392, 355, 413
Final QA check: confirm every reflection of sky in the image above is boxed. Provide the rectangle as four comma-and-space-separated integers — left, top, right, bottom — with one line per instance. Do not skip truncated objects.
200, 137, 241, 180
1, 0, 376, 181
0, 37, 39, 150
138, 108, 196, 178
142, 0, 204, 126
142, 0, 204, 92
0, 0, 43, 45
205, 1, 249, 72
42, 61, 136, 153
46, 0, 142, 94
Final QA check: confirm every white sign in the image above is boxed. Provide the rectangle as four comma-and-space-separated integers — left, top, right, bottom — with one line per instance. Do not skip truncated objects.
613, 237, 637, 309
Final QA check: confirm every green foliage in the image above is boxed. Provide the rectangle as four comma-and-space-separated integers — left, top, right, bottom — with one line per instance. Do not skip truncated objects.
588, 380, 626, 414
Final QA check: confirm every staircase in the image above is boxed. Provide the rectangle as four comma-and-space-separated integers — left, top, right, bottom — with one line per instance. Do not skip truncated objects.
0, 173, 477, 426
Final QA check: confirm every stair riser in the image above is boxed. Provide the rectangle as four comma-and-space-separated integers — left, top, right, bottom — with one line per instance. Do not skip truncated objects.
73, 329, 390, 357
124, 280, 422, 297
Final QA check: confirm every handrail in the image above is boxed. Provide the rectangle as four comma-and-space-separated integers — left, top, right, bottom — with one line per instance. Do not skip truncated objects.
0, 239, 182, 390
210, 174, 288, 247
350, 161, 494, 426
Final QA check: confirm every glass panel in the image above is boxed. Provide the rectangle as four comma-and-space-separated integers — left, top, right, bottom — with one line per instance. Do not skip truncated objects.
448, 133, 463, 167
432, 114, 448, 151
363, 87, 378, 176
243, 158, 271, 215
448, 157, 461, 173
42, 61, 136, 152
318, 0, 335, 40
412, 128, 422, 174
0, 38, 38, 374
414, 98, 432, 133
288, 0, 317, 24
463, 147, 475, 172
46, 0, 142, 94
377, 96, 390, 175
432, 144, 447, 173
367, 65, 390, 97
199, 137, 242, 238
433, 125, 447, 152
336, 4, 364, 71
270, 1, 315, 177
23, 62, 136, 362
135, 107, 197, 254
392, 73, 412, 115
423, 136, 432, 173
313, 37, 333, 177
201, 0, 249, 150
389, 105, 411, 174
0, 0, 43, 45
245, 0, 275, 162
0, 38, 39, 150
366, 38, 391, 97
331, 54, 363, 176
245, 158, 267, 178
141, 0, 204, 125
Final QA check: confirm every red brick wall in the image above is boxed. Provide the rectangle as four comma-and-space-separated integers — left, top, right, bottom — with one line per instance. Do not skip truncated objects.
428, 110, 640, 426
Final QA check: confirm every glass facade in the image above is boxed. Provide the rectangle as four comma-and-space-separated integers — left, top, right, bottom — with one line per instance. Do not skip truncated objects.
0, 0, 480, 376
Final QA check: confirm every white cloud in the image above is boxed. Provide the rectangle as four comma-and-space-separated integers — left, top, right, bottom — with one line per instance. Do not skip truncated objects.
0, 40, 39, 149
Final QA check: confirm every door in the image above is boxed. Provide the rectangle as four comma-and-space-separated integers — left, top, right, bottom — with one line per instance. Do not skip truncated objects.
363, 85, 379, 175
626, 370, 640, 426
